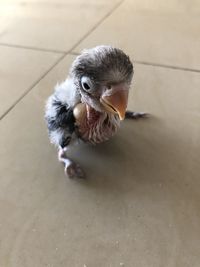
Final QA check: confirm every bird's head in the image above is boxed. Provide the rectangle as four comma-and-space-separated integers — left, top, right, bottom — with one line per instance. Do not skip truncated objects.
70, 45, 133, 120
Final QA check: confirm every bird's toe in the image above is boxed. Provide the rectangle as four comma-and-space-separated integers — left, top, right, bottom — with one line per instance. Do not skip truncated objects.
65, 162, 85, 179
125, 111, 149, 120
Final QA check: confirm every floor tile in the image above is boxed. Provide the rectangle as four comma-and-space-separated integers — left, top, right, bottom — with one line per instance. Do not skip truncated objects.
0, 54, 200, 266
74, 0, 200, 70
0, 45, 61, 118
0, 0, 121, 51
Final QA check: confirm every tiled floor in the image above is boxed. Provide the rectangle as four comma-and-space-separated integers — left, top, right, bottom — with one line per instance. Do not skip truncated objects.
0, 0, 200, 267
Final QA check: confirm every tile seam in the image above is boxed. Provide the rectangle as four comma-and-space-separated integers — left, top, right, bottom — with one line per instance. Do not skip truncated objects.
0, 53, 66, 120
69, 51, 200, 73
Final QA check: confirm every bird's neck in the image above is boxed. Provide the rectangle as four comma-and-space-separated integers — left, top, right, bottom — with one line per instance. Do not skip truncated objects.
86, 104, 102, 123
74, 102, 120, 144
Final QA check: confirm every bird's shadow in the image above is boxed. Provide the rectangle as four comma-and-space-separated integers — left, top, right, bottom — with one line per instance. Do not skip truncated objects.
66, 115, 182, 195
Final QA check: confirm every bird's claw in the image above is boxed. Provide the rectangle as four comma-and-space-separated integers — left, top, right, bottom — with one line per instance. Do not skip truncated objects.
125, 111, 149, 120
65, 162, 85, 179
58, 148, 66, 160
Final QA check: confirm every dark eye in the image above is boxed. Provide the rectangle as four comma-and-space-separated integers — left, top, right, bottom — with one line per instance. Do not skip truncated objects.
82, 82, 90, 90
81, 76, 92, 91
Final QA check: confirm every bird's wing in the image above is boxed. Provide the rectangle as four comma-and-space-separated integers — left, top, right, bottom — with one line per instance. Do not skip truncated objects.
45, 96, 75, 133
45, 78, 80, 148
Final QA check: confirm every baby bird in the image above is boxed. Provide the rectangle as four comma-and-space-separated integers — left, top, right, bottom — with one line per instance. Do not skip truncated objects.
45, 46, 146, 178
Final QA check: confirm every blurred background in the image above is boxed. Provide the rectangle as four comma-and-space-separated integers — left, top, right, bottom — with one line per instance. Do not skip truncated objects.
0, 1, 200, 266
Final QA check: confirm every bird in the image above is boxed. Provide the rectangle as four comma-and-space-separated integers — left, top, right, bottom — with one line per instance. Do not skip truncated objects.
45, 45, 146, 178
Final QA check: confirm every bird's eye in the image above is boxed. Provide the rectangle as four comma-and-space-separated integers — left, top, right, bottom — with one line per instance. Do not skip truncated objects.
82, 82, 90, 90
81, 77, 92, 91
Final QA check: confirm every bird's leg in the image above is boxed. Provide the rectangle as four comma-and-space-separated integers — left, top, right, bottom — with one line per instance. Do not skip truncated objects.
125, 110, 149, 120
58, 147, 85, 179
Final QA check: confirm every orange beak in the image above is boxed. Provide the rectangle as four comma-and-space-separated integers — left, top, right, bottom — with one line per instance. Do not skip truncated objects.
100, 89, 129, 120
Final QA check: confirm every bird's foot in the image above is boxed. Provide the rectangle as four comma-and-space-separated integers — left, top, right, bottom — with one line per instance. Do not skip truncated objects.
125, 111, 149, 120
58, 147, 85, 179
65, 162, 85, 179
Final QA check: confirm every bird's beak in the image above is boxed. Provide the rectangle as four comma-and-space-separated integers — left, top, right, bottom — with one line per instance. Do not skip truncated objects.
100, 87, 129, 120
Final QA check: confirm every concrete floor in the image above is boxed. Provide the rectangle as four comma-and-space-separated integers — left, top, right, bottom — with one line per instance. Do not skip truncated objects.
0, 0, 200, 266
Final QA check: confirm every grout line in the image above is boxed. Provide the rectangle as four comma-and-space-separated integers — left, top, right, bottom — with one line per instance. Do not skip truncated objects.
1, 43, 199, 74
0, 43, 65, 54
69, 51, 80, 56
0, 53, 66, 121
67, 0, 125, 53
68, 52, 200, 73
0, 0, 124, 55
134, 60, 200, 73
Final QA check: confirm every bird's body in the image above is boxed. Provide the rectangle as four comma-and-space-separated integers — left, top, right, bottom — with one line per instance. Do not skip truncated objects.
45, 45, 146, 178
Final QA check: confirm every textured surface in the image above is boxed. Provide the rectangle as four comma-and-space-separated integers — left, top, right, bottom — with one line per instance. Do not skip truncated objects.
74, 0, 200, 70
0, 0, 121, 51
0, 46, 61, 117
0, 0, 200, 267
